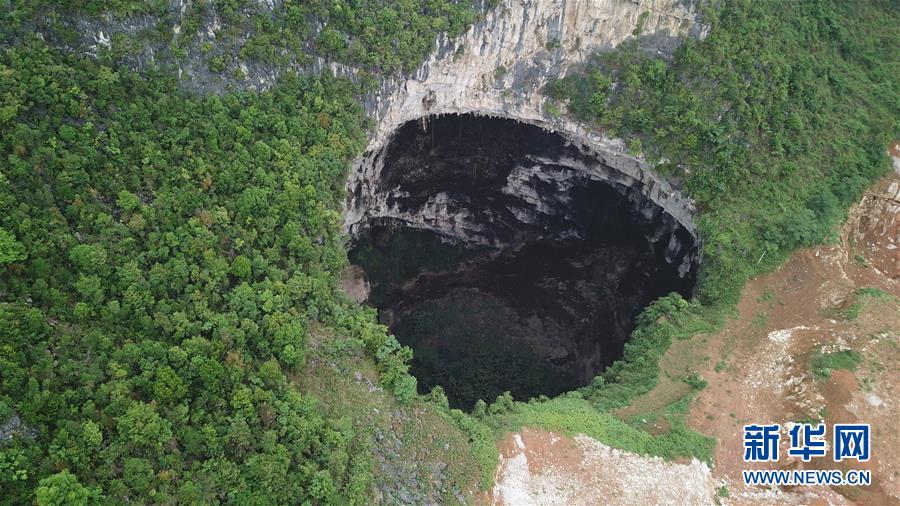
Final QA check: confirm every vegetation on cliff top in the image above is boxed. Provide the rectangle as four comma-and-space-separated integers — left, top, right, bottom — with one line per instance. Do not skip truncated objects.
0, 0, 897, 503
4, 0, 483, 74
547, 0, 898, 307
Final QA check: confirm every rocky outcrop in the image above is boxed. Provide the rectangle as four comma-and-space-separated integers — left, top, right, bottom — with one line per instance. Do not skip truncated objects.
346, 0, 707, 248
361, 0, 706, 141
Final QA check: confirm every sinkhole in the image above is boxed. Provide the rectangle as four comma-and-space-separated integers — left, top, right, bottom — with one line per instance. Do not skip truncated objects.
346, 114, 699, 410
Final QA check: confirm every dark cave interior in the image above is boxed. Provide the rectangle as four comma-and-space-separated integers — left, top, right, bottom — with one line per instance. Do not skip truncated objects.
348, 114, 698, 410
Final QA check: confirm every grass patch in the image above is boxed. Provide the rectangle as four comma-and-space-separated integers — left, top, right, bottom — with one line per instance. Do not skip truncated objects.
842, 287, 897, 320
857, 287, 894, 299
757, 287, 775, 303
492, 394, 715, 463
682, 373, 708, 390
842, 302, 863, 321
811, 349, 862, 381
752, 311, 769, 327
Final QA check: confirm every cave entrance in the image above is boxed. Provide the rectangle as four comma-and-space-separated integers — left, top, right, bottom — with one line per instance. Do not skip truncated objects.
347, 114, 698, 410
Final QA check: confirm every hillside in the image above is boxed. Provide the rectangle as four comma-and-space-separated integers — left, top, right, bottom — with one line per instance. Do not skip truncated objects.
0, 0, 897, 504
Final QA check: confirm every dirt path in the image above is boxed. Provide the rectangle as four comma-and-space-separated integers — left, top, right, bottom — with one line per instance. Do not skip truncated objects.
484, 148, 899, 505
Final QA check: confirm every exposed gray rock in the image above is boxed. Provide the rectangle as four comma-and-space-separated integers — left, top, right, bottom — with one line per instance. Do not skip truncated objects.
0, 415, 36, 443
345, 0, 708, 258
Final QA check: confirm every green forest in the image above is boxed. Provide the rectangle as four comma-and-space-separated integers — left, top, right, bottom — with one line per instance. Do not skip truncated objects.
0, 42, 402, 503
5, 0, 482, 74
546, 0, 897, 306
1, 0, 897, 504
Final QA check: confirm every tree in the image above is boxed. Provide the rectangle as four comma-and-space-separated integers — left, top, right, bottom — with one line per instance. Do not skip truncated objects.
35, 471, 96, 506
0, 227, 26, 264
116, 402, 173, 452
230, 255, 252, 279
153, 365, 188, 405
68, 244, 107, 273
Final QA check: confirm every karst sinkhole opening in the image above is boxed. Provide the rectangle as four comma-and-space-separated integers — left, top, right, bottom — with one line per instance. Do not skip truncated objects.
347, 114, 699, 410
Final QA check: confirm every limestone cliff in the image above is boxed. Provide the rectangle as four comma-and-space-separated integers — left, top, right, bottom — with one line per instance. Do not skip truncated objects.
346, 0, 707, 251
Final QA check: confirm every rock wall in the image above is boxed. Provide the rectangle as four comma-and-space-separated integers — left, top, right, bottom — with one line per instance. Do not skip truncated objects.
346, 0, 707, 242
350, 114, 700, 278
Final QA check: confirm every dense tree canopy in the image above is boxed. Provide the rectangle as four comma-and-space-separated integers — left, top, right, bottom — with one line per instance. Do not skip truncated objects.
4, 0, 483, 74
547, 0, 898, 306
0, 40, 417, 504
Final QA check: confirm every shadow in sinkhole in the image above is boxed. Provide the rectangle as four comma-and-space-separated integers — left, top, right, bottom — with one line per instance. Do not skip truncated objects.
348, 114, 698, 410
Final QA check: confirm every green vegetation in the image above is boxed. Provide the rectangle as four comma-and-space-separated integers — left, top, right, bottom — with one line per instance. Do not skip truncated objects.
4, 0, 483, 75
0, 0, 896, 502
0, 38, 423, 503
811, 349, 862, 381
842, 286, 896, 320
752, 311, 769, 327
349, 228, 482, 306
241, 0, 479, 72
857, 287, 893, 299
546, 0, 897, 308
489, 393, 714, 463
682, 373, 708, 390
0, 227, 27, 264
582, 294, 719, 411
716, 484, 730, 500
842, 301, 863, 320
632, 11, 650, 36
393, 292, 573, 410
544, 99, 562, 117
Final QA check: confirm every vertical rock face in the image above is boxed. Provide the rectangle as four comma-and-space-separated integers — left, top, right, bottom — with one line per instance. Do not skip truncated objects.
346, 0, 707, 244
350, 115, 699, 278
363, 0, 706, 135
